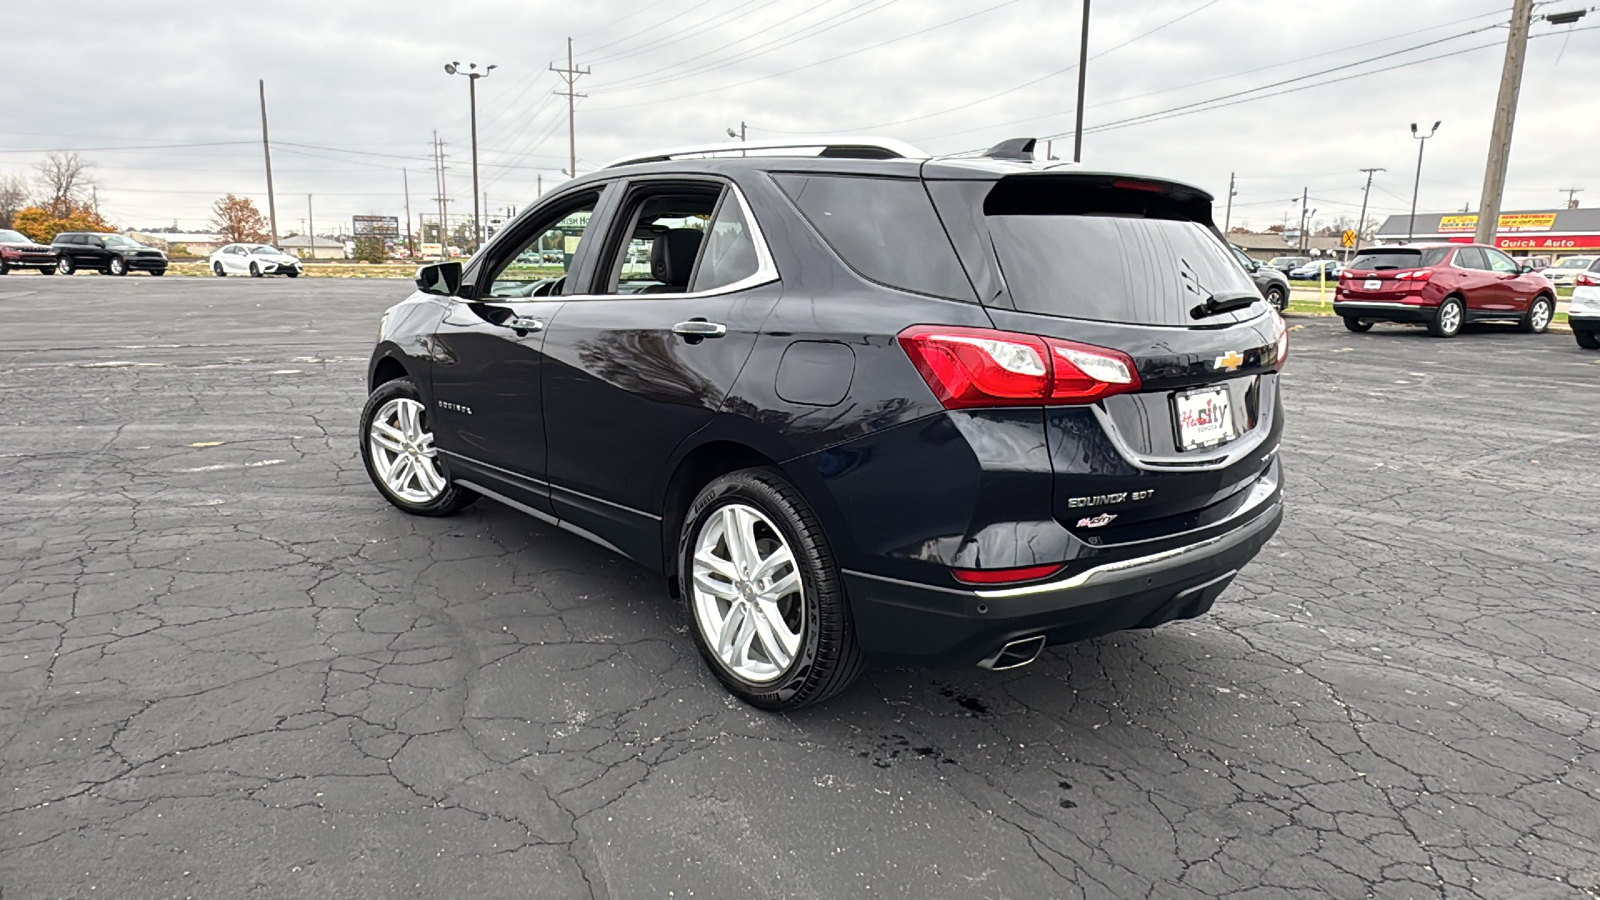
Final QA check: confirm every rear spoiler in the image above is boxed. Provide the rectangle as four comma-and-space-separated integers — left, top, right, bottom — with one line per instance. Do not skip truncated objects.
982, 173, 1214, 227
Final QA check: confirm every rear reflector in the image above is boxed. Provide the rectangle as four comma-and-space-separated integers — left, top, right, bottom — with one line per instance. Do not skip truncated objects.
898, 325, 1141, 409
952, 563, 1065, 585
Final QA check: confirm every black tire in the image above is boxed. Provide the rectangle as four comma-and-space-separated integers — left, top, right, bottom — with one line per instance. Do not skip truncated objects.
250, 262, 263, 278
57, 257, 75, 275
108, 256, 127, 276
150, 269, 166, 277
1576, 330, 1600, 350
1342, 316, 1372, 333
1520, 295, 1553, 334
1428, 296, 1464, 338
358, 378, 477, 517
38, 266, 54, 275
0, 261, 8, 275
678, 468, 863, 710
285, 270, 300, 278
213, 261, 227, 276
1264, 284, 1287, 311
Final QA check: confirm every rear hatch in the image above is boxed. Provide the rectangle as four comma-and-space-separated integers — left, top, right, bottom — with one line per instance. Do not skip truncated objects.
1339, 246, 1451, 298
924, 169, 1284, 545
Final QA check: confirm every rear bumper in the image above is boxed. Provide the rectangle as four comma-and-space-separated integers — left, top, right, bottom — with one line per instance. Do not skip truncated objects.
842, 494, 1283, 666
1333, 300, 1434, 323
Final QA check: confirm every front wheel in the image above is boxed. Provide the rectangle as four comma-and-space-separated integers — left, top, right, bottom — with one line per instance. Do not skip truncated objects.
1428, 297, 1464, 338
1342, 316, 1372, 333
285, 269, 299, 278
1521, 295, 1553, 334
1264, 285, 1287, 311
249, 262, 262, 277
38, 266, 55, 275
679, 469, 863, 711
57, 257, 76, 275
1577, 330, 1600, 350
213, 261, 227, 277
358, 378, 477, 517
108, 257, 127, 276
150, 269, 166, 277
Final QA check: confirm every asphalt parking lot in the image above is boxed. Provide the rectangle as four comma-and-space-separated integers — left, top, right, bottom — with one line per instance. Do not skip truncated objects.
3, 275, 1598, 900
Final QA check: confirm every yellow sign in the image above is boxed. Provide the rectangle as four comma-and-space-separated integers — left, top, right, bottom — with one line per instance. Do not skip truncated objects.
1341, 229, 1357, 247
1437, 212, 1557, 234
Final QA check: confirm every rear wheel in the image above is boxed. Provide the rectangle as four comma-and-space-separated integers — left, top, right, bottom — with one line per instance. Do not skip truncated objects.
108, 257, 127, 276
358, 378, 477, 517
1577, 330, 1600, 350
1342, 316, 1372, 333
1521, 295, 1553, 334
1264, 284, 1287, 311
679, 468, 862, 710
1428, 297, 1464, 338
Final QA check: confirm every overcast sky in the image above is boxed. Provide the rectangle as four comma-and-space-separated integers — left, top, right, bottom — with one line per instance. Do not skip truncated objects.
4, 0, 1597, 235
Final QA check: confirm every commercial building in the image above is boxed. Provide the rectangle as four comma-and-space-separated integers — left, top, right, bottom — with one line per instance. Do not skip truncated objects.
1373, 208, 1600, 259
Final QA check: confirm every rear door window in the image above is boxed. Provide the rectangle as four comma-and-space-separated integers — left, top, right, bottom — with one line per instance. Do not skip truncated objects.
773, 174, 974, 301
690, 190, 762, 293
1454, 247, 1488, 270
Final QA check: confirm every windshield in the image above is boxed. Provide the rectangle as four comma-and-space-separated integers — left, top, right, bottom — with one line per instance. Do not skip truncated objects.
0, 229, 29, 243
102, 235, 140, 248
986, 215, 1259, 326
1348, 248, 1449, 270
1555, 257, 1593, 269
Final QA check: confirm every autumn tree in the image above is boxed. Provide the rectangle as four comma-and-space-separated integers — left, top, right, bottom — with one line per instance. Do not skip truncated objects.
210, 194, 270, 243
34, 153, 96, 216
12, 204, 112, 243
0, 172, 28, 229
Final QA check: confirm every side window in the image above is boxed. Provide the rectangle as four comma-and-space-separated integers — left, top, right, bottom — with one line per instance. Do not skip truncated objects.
597, 183, 721, 295
1484, 248, 1519, 274
1453, 247, 1487, 270
483, 193, 599, 299
773, 173, 974, 301
689, 190, 761, 293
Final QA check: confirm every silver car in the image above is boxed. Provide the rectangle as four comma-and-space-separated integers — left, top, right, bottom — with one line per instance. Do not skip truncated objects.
208, 243, 303, 278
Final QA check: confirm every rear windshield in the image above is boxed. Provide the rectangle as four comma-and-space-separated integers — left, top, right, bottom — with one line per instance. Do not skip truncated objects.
985, 215, 1256, 326
1348, 248, 1449, 270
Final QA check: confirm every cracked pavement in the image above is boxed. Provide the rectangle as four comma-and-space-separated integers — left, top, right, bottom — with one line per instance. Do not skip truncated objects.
2, 276, 1598, 899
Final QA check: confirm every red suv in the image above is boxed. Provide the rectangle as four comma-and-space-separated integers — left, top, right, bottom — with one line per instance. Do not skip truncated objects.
1333, 243, 1556, 338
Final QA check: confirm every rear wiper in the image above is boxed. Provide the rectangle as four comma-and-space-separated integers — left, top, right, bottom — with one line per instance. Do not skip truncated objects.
1190, 290, 1259, 320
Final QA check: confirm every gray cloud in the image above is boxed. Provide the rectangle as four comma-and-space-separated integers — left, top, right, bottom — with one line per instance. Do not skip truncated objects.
3, 0, 1595, 232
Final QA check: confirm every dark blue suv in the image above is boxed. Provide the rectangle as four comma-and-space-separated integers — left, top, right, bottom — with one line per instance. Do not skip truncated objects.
361, 138, 1287, 709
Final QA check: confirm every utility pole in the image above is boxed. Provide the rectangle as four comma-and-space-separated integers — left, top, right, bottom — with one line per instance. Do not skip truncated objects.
1223, 172, 1237, 234
1296, 187, 1310, 254
307, 194, 314, 260
432, 131, 449, 256
1474, 0, 1533, 246
537, 173, 543, 197
403, 168, 414, 258
1073, 0, 1091, 162
551, 38, 590, 179
259, 80, 279, 246
1356, 167, 1385, 251
1408, 121, 1441, 241
1559, 187, 1583, 208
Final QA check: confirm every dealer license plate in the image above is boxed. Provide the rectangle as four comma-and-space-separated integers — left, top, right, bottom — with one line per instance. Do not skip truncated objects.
1363, 279, 1382, 290
1174, 386, 1234, 451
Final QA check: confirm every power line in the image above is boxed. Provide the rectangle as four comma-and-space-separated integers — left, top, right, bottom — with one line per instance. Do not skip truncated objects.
588, 0, 838, 93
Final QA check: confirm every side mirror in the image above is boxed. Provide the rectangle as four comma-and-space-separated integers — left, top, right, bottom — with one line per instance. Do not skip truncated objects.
1519, 264, 1533, 274
415, 261, 463, 296
1249, 259, 1261, 272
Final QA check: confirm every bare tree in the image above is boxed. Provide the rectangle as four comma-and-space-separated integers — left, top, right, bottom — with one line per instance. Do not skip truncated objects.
0, 172, 27, 229
34, 153, 95, 213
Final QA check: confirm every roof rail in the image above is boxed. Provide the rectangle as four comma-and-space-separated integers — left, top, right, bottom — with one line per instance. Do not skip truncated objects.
604, 136, 929, 169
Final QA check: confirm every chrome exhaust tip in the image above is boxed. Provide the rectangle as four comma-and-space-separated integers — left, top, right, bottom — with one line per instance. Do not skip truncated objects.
978, 635, 1047, 671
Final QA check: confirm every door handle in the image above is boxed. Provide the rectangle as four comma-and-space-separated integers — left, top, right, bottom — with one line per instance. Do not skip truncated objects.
671, 320, 727, 339
507, 315, 544, 332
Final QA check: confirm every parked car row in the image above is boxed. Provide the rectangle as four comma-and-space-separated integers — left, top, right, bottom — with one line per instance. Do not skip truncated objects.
0, 230, 171, 276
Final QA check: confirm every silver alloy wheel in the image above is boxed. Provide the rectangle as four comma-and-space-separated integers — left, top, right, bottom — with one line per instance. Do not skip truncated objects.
110, 257, 125, 276
691, 502, 804, 684
1531, 298, 1552, 331
1439, 302, 1462, 335
367, 398, 447, 504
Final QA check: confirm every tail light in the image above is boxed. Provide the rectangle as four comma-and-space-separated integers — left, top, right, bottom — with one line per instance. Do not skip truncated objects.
1578, 273, 1596, 286
952, 562, 1065, 585
1393, 269, 1434, 282
898, 325, 1140, 409
1271, 310, 1289, 368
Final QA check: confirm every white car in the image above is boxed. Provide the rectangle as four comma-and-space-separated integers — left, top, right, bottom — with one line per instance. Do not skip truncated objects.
1543, 255, 1596, 287
209, 243, 303, 278
1568, 257, 1600, 349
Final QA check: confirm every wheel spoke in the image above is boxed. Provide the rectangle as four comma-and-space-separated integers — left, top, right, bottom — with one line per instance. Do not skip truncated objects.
750, 544, 794, 583
691, 567, 739, 600
763, 570, 801, 601
715, 602, 748, 661
693, 547, 740, 584
751, 600, 800, 666
371, 427, 405, 454
398, 401, 421, 440
725, 507, 760, 575
415, 460, 444, 496
383, 453, 409, 488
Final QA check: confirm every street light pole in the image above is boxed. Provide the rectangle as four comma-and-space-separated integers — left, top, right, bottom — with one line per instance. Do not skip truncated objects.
446, 61, 496, 251
1356, 167, 1384, 252
1072, 0, 1090, 162
1408, 121, 1441, 242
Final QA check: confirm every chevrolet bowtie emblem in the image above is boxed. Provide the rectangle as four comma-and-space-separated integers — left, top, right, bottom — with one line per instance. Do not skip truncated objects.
1214, 351, 1244, 372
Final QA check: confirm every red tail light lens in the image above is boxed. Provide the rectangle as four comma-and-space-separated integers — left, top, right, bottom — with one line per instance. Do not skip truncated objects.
952, 562, 1065, 585
1393, 269, 1434, 282
1271, 310, 1288, 368
898, 326, 1141, 409
1578, 272, 1596, 286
